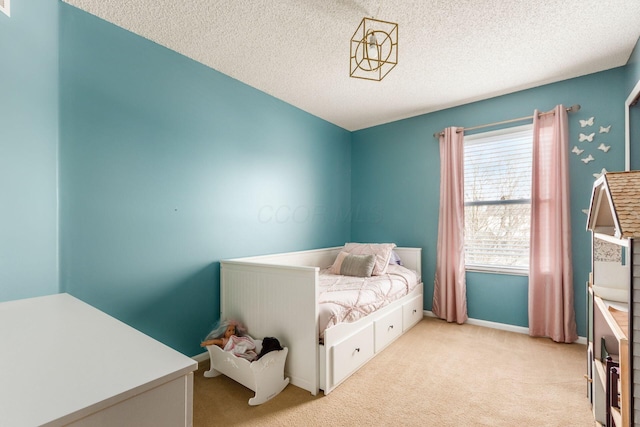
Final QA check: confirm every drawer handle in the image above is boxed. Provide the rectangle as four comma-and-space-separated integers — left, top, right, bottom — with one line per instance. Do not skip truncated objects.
388, 325, 394, 331
412, 309, 417, 314
354, 347, 360, 353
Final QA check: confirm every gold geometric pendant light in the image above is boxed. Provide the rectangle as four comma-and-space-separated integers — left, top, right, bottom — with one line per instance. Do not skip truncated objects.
350, 17, 398, 81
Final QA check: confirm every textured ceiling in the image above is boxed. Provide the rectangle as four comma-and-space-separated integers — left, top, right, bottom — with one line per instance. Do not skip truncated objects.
63, 0, 640, 131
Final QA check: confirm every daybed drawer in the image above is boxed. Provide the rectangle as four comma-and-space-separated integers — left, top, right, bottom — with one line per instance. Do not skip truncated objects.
374, 306, 402, 352
403, 295, 423, 331
331, 324, 374, 385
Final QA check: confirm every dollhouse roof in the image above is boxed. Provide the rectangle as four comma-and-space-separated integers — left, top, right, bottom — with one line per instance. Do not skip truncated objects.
586, 171, 640, 239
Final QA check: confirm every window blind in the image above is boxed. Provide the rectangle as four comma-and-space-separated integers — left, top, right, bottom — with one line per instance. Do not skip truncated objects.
463, 125, 533, 272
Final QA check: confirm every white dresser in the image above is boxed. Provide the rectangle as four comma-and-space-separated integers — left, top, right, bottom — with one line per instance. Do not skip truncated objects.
0, 293, 198, 426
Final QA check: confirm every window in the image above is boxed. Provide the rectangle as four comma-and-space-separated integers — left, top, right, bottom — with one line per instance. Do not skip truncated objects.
463, 124, 533, 274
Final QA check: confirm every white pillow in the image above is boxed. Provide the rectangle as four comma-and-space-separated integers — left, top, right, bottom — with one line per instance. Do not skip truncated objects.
343, 242, 396, 275
389, 250, 403, 266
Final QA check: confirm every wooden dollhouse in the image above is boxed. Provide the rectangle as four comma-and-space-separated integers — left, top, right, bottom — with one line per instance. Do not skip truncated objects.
586, 170, 640, 427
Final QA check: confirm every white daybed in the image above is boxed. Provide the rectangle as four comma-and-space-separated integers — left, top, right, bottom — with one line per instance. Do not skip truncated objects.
219, 246, 423, 395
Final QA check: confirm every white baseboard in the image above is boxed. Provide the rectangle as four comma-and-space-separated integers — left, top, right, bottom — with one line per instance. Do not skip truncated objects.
192, 351, 209, 364
424, 310, 587, 345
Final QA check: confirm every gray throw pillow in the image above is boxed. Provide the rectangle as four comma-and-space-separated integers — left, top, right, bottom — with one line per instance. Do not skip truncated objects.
340, 253, 376, 277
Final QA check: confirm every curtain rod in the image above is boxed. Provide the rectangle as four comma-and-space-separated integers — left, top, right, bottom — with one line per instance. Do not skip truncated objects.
432, 104, 581, 139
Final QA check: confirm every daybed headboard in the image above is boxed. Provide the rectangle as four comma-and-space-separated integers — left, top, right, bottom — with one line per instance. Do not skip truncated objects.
221, 245, 422, 275
393, 247, 421, 277
224, 246, 343, 269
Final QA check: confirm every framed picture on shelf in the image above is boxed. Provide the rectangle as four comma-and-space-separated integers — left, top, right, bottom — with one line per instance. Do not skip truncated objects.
0, 0, 10, 17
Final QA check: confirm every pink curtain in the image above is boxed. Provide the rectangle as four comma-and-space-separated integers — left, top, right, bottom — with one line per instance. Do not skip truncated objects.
433, 127, 468, 324
528, 105, 578, 343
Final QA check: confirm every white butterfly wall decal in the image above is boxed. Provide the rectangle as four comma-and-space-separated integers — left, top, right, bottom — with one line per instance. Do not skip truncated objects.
579, 117, 594, 127
597, 143, 611, 153
571, 146, 584, 155
579, 132, 595, 142
582, 209, 589, 215
599, 125, 611, 133
593, 168, 607, 179
581, 154, 595, 164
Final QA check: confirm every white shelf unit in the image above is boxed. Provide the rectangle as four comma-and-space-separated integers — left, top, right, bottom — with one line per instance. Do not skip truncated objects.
586, 171, 640, 427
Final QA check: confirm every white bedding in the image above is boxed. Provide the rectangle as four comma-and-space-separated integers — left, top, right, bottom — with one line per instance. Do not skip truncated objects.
318, 264, 420, 339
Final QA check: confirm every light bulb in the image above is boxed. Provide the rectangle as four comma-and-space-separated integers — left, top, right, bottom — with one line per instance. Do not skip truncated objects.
367, 33, 379, 60
368, 33, 377, 48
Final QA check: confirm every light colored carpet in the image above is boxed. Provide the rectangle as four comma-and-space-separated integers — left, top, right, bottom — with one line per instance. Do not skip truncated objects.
193, 316, 595, 426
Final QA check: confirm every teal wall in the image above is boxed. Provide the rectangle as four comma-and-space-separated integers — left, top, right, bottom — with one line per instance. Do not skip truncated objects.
58, 4, 351, 356
626, 38, 640, 171
352, 67, 630, 337
0, 0, 59, 301
2, 2, 638, 355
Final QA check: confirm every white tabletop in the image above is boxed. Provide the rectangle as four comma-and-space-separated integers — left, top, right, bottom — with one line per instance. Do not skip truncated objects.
0, 293, 197, 426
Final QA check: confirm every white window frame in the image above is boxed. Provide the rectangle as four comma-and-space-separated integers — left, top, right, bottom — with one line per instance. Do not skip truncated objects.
0, 0, 10, 17
463, 124, 533, 276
